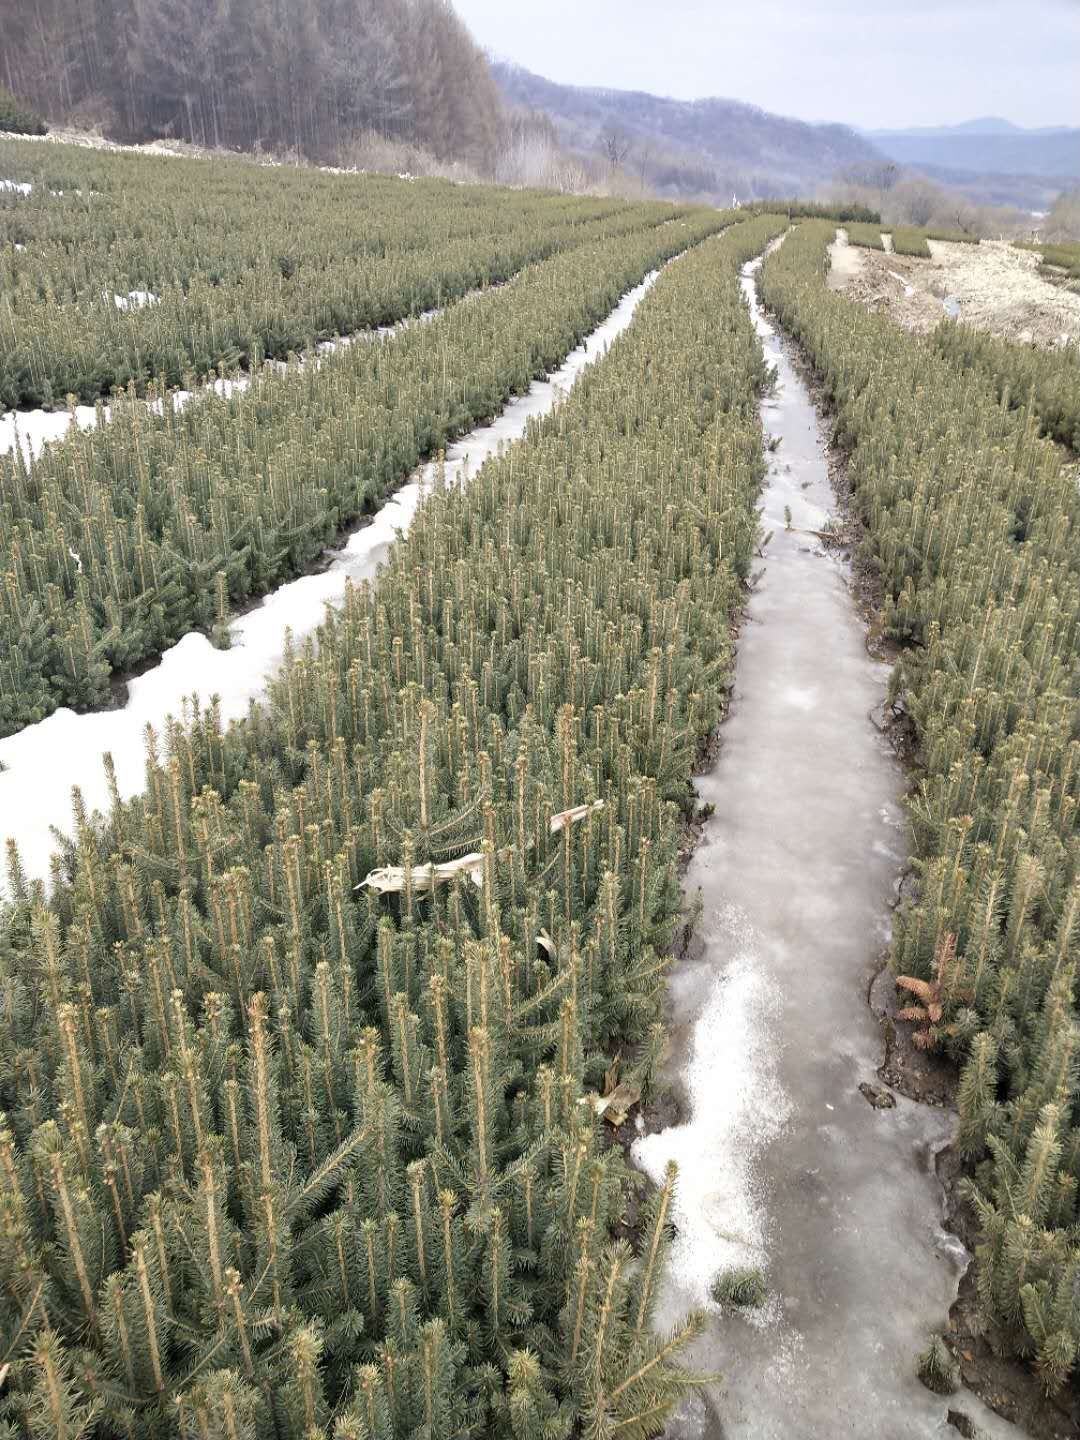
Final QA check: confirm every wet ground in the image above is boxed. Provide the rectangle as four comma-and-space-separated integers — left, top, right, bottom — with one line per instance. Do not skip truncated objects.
633, 257, 1024, 1440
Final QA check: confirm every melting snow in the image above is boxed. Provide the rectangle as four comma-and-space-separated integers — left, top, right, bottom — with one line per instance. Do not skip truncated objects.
0, 404, 101, 462
633, 903, 793, 1311
112, 289, 158, 310
781, 686, 818, 712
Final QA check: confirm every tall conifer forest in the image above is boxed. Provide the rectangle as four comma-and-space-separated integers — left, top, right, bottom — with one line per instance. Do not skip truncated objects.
0, 129, 1078, 1436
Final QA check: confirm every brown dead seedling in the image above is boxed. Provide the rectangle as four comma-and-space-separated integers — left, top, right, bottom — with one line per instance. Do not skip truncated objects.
895, 932, 968, 1050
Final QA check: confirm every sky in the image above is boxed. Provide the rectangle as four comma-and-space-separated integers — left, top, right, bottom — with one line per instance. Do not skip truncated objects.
452, 0, 1080, 130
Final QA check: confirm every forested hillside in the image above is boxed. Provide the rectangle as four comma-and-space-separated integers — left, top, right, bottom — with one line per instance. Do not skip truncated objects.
1, 0, 504, 165
492, 61, 884, 202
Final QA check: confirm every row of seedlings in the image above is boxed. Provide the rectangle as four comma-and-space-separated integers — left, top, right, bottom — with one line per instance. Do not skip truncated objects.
760, 221, 1080, 1395
0, 208, 735, 736
932, 321, 1080, 452
0, 134, 686, 408
0, 214, 788, 1437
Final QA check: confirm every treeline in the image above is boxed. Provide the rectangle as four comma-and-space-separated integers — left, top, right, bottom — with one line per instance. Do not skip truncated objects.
824, 164, 1023, 240
1, 0, 504, 165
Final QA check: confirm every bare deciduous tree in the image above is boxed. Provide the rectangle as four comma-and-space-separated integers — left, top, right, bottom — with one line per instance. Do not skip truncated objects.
600, 123, 633, 173
635, 139, 656, 192
1, 0, 506, 166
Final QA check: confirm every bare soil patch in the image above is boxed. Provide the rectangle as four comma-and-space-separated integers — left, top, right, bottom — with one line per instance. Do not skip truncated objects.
871, 962, 957, 1108
826, 228, 865, 290
828, 230, 1080, 348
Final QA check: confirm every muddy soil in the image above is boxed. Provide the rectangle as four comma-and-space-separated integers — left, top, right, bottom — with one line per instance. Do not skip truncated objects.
827, 230, 1080, 348
635, 253, 1024, 1440
870, 963, 957, 1109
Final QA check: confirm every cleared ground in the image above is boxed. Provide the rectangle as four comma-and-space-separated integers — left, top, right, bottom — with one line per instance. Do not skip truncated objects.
827, 229, 1080, 347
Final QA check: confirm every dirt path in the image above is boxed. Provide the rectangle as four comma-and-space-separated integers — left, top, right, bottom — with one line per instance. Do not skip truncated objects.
828, 229, 1080, 347
825, 227, 864, 291
633, 255, 1023, 1440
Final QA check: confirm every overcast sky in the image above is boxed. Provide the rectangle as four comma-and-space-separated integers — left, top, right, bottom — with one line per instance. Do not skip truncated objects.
453, 0, 1079, 130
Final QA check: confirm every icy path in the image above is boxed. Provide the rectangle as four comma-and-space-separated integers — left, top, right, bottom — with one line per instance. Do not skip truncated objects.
633, 259, 1021, 1439
0, 271, 658, 889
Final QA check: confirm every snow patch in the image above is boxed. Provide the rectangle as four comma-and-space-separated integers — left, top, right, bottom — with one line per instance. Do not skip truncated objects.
0, 178, 32, 195
781, 686, 818, 712
886, 269, 916, 298
633, 903, 793, 1312
111, 289, 158, 311
0, 404, 102, 463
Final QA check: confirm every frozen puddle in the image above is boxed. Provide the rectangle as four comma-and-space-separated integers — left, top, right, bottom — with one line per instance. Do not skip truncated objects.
633, 256, 1021, 1439
0, 271, 658, 888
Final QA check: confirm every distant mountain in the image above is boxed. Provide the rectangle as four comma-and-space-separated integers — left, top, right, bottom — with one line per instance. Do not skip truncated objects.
491, 61, 884, 202
863, 122, 1079, 179
919, 118, 1026, 136
868, 118, 1031, 138
491, 64, 1077, 212
904, 164, 1066, 215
